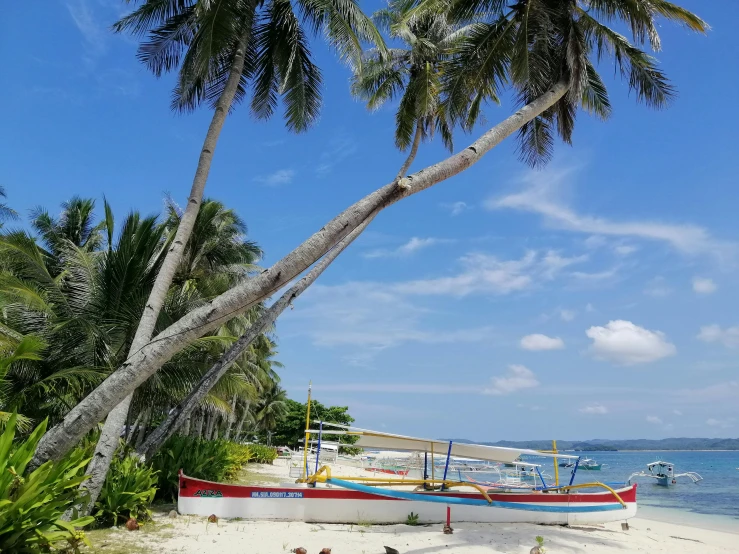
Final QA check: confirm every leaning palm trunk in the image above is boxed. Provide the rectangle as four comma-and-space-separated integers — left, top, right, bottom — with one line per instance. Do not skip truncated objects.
75, 33, 251, 513
31, 81, 569, 470
137, 216, 375, 460
233, 403, 249, 442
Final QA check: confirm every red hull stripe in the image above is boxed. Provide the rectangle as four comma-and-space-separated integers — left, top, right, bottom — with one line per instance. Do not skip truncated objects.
178, 474, 636, 504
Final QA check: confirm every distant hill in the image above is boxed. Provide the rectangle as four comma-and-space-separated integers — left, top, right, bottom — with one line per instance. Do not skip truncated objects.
442, 437, 739, 451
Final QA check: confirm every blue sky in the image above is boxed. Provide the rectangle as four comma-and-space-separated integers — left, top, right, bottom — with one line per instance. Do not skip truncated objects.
1, 1, 737, 441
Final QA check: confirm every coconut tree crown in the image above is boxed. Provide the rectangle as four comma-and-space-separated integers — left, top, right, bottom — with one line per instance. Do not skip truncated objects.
115, 0, 385, 131
400, 0, 708, 166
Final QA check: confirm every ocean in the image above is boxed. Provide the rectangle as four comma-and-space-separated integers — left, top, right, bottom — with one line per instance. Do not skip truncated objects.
465, 450, 739, 524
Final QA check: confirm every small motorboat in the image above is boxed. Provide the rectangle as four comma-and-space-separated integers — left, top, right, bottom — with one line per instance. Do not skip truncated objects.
561, 457, 605, 470
628, 461, 702, 487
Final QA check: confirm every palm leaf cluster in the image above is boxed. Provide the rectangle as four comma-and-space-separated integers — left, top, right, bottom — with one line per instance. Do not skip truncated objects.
354, 0, 706, 167
0, 195, 285, 443
115, 0, 384, 131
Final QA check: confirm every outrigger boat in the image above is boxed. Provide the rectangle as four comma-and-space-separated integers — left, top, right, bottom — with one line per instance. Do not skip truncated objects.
628, 461, 702, 487
177, 385, 637, 525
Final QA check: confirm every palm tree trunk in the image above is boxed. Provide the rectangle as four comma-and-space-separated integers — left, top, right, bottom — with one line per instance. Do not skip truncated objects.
224, 395, 237, 440
136, 216, 376, 460
205, 412, 215, 441
182, 411, 192, 436
233, 403, 249, 443
71, 32, 251, 512
134, 407, 152, 450
31, 81, 569, 470
395, 120, 423, 182
194, 409, 204, 439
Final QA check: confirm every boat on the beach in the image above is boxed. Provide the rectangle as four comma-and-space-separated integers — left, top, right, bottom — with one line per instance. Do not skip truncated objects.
178, 425, 637, 525
628, 461, 702, 487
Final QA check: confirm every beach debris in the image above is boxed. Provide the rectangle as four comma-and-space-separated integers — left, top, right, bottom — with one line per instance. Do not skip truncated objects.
319, 549, 332, 554
208, 514, 218, 523
621, 522, 629, 531
125, 518, 139, 531
292, 548, 307, 554
442, 524, 453, 535
168, 509, 178, 518
384, 547, 400, 554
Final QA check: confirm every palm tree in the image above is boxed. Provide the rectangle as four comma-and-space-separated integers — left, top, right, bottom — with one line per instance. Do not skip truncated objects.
256, 383, 288, 444
31, 0, 706, 472
86, 0, 383, 498
352, 0, 476, 180
0, 186, 18, 226
31, 197, 105, 263
439, 0, 708, 166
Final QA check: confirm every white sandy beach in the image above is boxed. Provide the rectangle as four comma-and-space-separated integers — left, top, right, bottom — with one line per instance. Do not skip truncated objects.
84, 459, 738, 554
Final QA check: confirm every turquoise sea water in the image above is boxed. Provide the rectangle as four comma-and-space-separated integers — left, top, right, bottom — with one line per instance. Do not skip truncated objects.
464, 451, 739, 523
565, 451, 739, 521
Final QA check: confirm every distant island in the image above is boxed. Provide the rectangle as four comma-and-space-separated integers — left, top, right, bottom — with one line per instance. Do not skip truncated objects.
444, 438, 739, 451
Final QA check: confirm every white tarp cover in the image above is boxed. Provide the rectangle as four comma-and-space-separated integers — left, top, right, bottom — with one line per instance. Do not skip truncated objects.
353, 430, 578, 463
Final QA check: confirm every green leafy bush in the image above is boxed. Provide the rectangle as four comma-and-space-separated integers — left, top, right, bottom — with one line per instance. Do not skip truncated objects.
0, 414, 95, 553
95, 453, 158, 526
150, 437, 279, 501
151, 436, 233, 501
248, 443, 278, 464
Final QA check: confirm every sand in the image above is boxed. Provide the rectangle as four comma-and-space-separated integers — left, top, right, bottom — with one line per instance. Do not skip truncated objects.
84, 460, 738, 554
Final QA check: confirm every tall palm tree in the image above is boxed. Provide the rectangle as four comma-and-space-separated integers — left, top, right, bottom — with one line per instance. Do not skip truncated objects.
31, 0, 706, 474
352, 0, 476, 179
86, 0, 383, 499
31, 197, 105, 263
256, 382, 287, 444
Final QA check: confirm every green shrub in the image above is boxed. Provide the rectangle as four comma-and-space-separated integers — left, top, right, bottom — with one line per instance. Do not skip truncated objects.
150, 437, 279, 501
150, 436, 233, 502
95, 452, 158, 526
248, 444, 278, 464
0, 414, 95, 553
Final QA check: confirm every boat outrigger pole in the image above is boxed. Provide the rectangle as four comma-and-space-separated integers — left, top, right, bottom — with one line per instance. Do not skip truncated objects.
302, 382, 312, 481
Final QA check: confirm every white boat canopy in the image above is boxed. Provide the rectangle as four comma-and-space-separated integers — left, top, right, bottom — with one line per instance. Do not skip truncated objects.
313, 423, 579, 464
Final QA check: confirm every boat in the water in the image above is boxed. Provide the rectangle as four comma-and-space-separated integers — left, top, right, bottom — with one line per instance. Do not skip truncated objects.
559, 457, 605, 470
628, 461, 702, 487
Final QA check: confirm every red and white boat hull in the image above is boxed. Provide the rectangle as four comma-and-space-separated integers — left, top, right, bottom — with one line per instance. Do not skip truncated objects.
178, 472, 637, 525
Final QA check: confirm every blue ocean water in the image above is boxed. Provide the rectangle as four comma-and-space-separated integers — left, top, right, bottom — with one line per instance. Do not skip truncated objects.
461, 451, 739, 521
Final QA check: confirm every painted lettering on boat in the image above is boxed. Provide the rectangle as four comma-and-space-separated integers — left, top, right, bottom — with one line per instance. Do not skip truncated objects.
250, 491, 304, 499
194, 489, 224, 498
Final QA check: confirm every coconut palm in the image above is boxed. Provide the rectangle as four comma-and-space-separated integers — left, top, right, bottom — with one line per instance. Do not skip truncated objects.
31, 197, 105, 264
88, 0, 383, 498
352, 0, 477, 179
438, 0, 708, 166
256, 382, 288, 444
31, 0, 706, 474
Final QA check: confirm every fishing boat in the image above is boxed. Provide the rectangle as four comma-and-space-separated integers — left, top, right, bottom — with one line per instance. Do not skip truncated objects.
628, 461, 702, 487
560, 457, 605, 470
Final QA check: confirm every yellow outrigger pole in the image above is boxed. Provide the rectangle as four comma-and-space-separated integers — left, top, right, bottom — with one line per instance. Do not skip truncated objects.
552, 439, 559, 487
301, 382, 312, 481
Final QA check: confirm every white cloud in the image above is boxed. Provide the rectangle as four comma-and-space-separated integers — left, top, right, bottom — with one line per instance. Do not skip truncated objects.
486, 167, 733, 259
286, 282, 496, 351
520, 334, 565, 351
673, 410, 683, 416
571, 267, 620, 281
644, 277, 672, 298
441, 201, 469, 216
586, 320, 676, 365
390, 250, 586, 297
363, 237, 449, 259
697, 325, 739, 348
614, 245, 638, 256
692, 277, 717, 294
560, 309, 575, 322
646, 415, 663, 424
585, 303, 595, 312
484, 365, 540, 395
255, 169, 295, 186
67, 0, 107, 55
579, 404, 608, 415
706, 418, 735, 429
